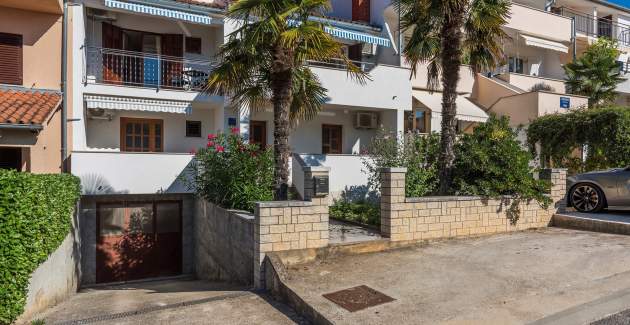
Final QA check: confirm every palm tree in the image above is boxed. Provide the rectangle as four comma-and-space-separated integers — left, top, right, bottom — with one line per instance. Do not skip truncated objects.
564, 38, 625, 108
206, 0, 365, 200
395, 0, 510, 194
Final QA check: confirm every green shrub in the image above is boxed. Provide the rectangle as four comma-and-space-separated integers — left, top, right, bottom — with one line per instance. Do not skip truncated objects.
189, 129, 274, 212
330, 200, 380, 226
362, 130, 440, 197
452, 115, 551, 221
363, 116, 551, 222
0, 170, 80, 324
527, 106, 630, 173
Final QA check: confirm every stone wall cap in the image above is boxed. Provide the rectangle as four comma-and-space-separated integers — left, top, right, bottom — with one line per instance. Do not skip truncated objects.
255, 200, 313, 208
406, 194, 551, 202
380, 167, 407, 173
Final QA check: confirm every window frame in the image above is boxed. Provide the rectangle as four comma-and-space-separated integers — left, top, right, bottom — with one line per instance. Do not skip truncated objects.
185, 120, 202, 138
322, 124, 343, 154
120, 117, 164, 152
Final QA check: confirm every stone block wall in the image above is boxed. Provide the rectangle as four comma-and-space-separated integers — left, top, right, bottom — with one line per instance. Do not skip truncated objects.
194, 199, 255, 285
254, 197, 329, 287
380, 168, 567, 242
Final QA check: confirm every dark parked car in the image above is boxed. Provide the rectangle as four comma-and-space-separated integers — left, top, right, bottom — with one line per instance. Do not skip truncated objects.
567, 167, 630, 212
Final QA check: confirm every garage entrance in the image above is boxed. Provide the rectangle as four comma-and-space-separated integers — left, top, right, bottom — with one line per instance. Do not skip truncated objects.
96, 200, 182, 283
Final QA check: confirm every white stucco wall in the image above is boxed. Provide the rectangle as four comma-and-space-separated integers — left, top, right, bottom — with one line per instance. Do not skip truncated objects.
251, 106, 398, 155
72, 151, 194, 194
311, 64, 412, 110
84, 105, 221, 153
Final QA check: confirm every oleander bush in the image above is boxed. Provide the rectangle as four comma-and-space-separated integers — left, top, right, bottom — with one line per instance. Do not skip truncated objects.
189, 129, 274, 212
329, 200, 380, 227
0, 170, 80, 324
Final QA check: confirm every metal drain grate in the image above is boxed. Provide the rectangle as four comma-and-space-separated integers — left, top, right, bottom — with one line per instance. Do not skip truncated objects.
323, 285, 395, 312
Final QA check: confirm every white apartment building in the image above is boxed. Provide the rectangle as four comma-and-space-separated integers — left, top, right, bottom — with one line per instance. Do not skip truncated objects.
63, 0, 622, 284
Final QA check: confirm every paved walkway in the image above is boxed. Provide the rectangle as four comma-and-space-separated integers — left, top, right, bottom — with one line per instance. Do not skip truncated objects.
31, 279, 304, 325
282, 228, 630, 325
329, 219, 382, 244
558, 209, 630, 224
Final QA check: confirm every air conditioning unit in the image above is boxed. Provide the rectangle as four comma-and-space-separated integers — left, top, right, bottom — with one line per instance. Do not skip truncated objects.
355, 112, 378, 129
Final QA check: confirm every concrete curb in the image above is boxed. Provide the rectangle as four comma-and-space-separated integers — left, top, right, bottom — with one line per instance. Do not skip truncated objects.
263, 254, 333, 325
552, 213, 630, 235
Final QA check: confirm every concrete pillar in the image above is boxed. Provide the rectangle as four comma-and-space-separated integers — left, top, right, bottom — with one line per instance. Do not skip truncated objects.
592, 7, 598, 37
540, 168, 567, 211
379, 167, 407, 239
238, 104, 250, 142
69, 3, 87, 151
396, 108, 405, 141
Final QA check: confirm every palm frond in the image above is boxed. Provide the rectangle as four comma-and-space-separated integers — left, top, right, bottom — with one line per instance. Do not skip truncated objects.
290, 66, 327, 121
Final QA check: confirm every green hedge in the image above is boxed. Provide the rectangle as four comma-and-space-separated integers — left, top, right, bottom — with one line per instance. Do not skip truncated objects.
0, 170, 80, 324
527, 106, 630, 173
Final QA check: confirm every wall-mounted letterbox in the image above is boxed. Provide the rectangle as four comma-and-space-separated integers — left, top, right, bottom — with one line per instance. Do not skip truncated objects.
313, 175, 329, 197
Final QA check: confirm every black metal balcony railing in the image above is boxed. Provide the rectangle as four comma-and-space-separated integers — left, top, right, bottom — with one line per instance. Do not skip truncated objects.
85, 47, 216, 91
554, 7, 630, 46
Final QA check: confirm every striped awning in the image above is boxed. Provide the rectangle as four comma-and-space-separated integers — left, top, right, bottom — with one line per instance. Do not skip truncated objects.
104, 0, 215, 25
324, 26, 391, 47
85, 95, 192, 114
288, 19, 391, 47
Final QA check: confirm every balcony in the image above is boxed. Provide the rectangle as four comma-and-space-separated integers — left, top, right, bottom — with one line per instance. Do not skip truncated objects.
71, 151, 194, 195
85, 47, 216, 92
506, 3, 572, 43
307, 60, 411, 110
554, 7, 630, 46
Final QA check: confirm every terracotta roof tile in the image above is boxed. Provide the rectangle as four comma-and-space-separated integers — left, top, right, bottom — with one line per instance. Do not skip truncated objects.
0, 87, 61, 125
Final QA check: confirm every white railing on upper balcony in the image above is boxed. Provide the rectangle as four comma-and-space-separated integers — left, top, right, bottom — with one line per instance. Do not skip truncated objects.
85, 47, 217, 91
555, 7, 630, 46
306, 58, 375, 72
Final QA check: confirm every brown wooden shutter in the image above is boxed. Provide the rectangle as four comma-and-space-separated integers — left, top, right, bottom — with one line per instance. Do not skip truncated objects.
352, 0, 370, 23
0, 33, 23, 85
161, 34, 183, 88
102, 23, 123, 83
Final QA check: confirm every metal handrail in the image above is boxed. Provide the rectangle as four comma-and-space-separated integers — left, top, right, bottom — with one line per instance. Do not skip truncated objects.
555, 7, 630, 45
85, 46, 217, 91
307, 58, 375, 72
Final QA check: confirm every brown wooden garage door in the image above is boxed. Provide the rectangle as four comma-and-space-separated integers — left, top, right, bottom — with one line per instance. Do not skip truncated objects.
96, 200, 182, 283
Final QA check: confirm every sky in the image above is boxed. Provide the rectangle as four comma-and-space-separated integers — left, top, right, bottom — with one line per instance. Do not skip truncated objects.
606, 0, 630, 9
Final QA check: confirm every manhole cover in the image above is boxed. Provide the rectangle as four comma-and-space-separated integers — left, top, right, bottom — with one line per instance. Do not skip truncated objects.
322, 285, 395, 312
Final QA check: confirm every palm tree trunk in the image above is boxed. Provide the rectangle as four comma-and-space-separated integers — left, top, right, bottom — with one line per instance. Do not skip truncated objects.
270, 43, 294, 200
437, 9, 464, 195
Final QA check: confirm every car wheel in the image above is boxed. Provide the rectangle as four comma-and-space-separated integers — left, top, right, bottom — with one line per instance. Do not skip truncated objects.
570, 184, 605, 213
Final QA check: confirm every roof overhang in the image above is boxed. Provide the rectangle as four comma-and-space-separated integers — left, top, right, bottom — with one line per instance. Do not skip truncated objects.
412, 90, 489, 123
85, 95, 192, 114
0, 123, 43, 131
521, 35, 569, 53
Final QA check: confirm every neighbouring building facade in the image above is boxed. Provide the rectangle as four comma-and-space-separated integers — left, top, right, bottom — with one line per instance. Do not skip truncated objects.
0, 0, 64, 173
60, 0, 625, 285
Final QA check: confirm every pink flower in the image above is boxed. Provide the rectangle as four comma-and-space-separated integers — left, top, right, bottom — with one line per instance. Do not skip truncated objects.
231, 127, 240, 134
215, 145, 225, 152
189, 148, 197, 154
207, 133, 217, 140
207, 141, 215, 148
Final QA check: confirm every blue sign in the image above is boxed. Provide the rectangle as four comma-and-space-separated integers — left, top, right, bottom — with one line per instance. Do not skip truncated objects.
560, 97, 570, 109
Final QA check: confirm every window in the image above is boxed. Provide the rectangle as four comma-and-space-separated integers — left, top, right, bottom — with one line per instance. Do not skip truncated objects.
249, 121, 267, 149
185, 120, 202, 137
322, 124, 342, 154
120, 118, 164, 152
508, 57, 524, 74
404, 109, 428, 134
185, 37, 202, 54
0, 33, 23, 85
